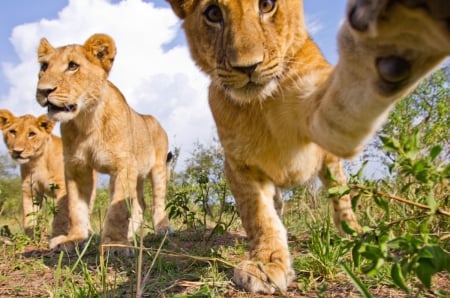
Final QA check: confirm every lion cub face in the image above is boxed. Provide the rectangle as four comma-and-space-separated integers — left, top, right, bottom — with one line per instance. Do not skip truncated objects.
36, 34, 116, 122
167, 0, 307, 103
0, 110, 55, 164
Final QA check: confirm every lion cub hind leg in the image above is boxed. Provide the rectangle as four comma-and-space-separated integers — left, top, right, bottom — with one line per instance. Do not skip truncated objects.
319, 154, 361, 234
150, 161, 172, 234
225, 162, 295, 294
101, 171, 139, 256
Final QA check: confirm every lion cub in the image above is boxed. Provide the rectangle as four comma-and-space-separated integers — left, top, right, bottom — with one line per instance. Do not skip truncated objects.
167, 0, 450, 294
0, 110, 70, 238
36, 34, 172, 253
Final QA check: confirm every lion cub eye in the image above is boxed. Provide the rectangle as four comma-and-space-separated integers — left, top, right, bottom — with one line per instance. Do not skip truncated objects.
204, 5, 223, 23
67, 61, 79, 71
40, 62, 48, 72
259, 0, 276, 14
8, 129, 16, 137
28, 131, 36, 138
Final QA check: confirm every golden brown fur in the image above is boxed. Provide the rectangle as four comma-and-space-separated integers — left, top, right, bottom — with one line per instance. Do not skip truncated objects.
167, 0, 450, 293
36, 34, 172, 253
0, 110, 70, 238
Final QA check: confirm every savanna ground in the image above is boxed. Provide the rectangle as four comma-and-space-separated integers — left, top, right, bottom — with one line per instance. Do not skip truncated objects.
0, 67, 449, 297
0, 175, 449, 298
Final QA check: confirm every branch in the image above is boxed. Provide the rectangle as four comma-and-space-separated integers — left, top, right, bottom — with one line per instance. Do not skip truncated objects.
351, 184, 450, 217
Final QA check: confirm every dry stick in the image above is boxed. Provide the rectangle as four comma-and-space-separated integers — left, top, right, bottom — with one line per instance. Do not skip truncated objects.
100, 243, 235, 268
351, 184, 450, 217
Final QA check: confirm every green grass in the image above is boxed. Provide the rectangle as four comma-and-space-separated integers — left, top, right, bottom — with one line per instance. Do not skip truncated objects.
0, 182, 448, 297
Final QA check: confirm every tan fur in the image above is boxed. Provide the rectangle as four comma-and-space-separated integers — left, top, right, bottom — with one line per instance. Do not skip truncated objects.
167, 0, 450, 293
36, 34, 172, 254
0, 110, 71, 238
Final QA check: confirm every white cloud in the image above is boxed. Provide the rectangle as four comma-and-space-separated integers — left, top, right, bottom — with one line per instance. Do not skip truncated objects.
0, 0, 215, 168
305, 14, 324, 36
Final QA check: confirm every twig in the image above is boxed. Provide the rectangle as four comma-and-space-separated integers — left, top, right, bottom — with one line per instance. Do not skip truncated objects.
140, 231, 168, 293
100, 243, 235, 268
351, 184, 450, 217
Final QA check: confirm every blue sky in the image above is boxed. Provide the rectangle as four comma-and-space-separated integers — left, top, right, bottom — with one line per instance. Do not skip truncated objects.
0, 0, 347, 167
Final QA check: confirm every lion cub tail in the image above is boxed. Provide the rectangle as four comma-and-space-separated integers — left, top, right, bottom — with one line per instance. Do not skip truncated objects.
166, 151, 174, 181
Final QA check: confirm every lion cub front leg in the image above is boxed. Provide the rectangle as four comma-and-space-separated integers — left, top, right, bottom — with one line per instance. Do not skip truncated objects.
50, 192, 70, 239
226, 162, 295, 294
101, 170, 139, 256
319, 154, 361, 234
49, 168, 95, 251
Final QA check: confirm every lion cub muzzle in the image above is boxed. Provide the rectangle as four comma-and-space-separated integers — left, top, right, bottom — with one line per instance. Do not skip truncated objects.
36, 86, 78, 121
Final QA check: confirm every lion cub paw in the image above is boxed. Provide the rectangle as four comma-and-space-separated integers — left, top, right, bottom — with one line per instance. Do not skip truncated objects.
101, 238, 134, 257
154, 223, 174, 235
49, 235, 86, 253
233, 260, 295, 294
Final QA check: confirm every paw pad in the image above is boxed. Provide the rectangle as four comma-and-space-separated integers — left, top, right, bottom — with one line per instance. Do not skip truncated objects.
376, 56, 411, 83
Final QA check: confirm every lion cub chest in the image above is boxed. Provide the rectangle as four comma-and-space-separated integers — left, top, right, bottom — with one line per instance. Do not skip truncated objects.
211, 89, 323, 186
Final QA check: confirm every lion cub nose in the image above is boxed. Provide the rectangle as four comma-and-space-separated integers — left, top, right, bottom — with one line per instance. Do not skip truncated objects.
37, 87, 57, 98
234, 64, 259, 76
12, 149, 23, 159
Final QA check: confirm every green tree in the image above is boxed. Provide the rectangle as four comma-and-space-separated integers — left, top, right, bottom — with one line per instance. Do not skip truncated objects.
167, 139, 237, 239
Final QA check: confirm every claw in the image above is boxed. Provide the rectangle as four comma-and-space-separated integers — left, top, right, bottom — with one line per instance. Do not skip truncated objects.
348, 0, 389, 32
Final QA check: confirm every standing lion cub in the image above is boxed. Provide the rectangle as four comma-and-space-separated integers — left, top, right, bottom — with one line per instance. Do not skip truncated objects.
0, 110, 69, 238
166, 0, 450, 294
36, 33, 172, 254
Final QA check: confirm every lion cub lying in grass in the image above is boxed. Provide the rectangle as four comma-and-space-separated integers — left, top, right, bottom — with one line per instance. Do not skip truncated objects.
36, 33, 172, 254
0, 110, 70, 238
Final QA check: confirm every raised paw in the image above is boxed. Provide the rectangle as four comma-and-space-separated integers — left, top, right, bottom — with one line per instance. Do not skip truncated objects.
233, 260, 295, 294
341, 0, 450, 96
348, 0, 450, 32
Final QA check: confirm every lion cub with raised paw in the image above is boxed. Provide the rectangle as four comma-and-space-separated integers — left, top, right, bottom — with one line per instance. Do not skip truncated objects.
166, 0, 450, 294
36, 33, 172, 255
0, 110, 70, 239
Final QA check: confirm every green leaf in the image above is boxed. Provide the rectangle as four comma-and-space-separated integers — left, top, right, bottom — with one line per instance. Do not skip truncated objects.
340, 263, 373, 298
328, 185, 350, 196
380, 135, 401, 152
373, 195, 389, 213
341, 220, 357, 236
429, 145, 442, 161
415, 259, 435, 288
391, 263, 409, 292
420, 245, 450, 272
365, 258, 385, 277
352, 242, 362, 268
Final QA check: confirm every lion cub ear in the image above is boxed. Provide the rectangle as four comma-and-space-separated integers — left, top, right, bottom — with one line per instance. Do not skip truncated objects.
0, 109, 15, 130
84, 33, 116, 74
38, 38, 55, 59
166, 0, 196, 19
36, 114, 55, 134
